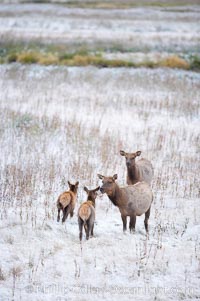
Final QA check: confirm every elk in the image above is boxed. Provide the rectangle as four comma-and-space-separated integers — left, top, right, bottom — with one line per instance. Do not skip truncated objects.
98, 174, 153, 233
120, 150, 153, 185
57, 181, 79, 223
78, 186, 100, 241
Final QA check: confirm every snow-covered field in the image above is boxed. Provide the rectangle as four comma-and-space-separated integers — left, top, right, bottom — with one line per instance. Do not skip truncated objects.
0, 3, 200, 53
0, 1, 200, 300
0, 64, 200, 300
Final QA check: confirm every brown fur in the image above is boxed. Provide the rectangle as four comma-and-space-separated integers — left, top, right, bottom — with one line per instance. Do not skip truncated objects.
120, 150, 153, 185
78, 186, 99, 241
98, 174, 153, 233
79, 202, 93, 221
57, 181, 79, 223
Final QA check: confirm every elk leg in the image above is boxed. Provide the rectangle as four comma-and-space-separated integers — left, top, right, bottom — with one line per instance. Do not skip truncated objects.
121, 215, 127, 232
144, 206, 151, 233
91, 224, 94, 237
62, 206, 69, 223
86, 220, 90, 240
129, 215, 136, 233
57, 208, 61, 222
78, 217, 84, 241
69, 204, 74, 218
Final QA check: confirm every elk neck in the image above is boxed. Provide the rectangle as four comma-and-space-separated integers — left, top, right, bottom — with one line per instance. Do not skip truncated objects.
87, 197, 95, 208
108, 183, 123, 207
127, 162, 138, 182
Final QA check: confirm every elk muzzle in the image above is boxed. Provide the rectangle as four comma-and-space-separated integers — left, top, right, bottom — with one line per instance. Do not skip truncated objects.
126, 159, 131, 167
100, 187, 105, 193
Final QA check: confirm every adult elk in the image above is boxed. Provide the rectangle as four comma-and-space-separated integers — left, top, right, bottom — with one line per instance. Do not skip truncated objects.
120, 150, 153, 185
98, 174, 153, 233
57, 181, 79, 223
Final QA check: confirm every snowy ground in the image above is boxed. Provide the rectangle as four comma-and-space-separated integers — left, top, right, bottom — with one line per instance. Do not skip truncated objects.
0, 64, 200, 300
0, 3, 200, 54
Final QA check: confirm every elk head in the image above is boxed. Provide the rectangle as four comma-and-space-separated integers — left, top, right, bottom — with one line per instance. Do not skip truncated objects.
68, 181, 79, 193
120, 150, 141, 168
97, 174, 117, 196
84, 186, 100, 203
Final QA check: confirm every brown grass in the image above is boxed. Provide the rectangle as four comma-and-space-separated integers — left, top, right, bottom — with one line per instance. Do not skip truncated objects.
17, 51, 39, 64
160, 55, 190, 69
38, 53, 59, 65
1, 48, 198, 70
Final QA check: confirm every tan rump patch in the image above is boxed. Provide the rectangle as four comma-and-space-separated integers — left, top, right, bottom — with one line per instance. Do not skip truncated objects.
78, 203, 92, 221
58, 191, 73, 209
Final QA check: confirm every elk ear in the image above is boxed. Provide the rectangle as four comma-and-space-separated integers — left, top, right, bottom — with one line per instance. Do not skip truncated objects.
120, 150, 125, 156
75, 181, 79, 186
95, 186, 100, 192
113, 174, 118, 181
136, 151, 141, 157
84, 186, 89, 193
97, 174, 104, 180
68, 181, 71, 187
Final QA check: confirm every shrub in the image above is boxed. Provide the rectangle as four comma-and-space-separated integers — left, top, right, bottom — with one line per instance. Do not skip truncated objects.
17, 51, 39, 64
59, 53, 75, 61
190, 56, 200, 70
103, 59, 127, 67
159, 55, 189, 69
60, 59, 74, 66
140, 60, 156, 68
3, 46, 196, 71
14, 113, 41, 135
72, 55, 91, 66
98, 58, 136, 68
7, 53, 18, 63
38, 53, 59, 65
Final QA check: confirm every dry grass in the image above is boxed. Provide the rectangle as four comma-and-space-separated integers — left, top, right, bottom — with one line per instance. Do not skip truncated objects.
1, 49, 198, 70
0, 65, 199, 300
0, 40, 199, 70
60, 0, 200, 9
17, 51, 39, 64
0, 267, 6, 281
160, 55, 190, 70
70, 55, 135, 67
38, 53, 59, 65
0, 1, 199, 298
17, 51, 59, 65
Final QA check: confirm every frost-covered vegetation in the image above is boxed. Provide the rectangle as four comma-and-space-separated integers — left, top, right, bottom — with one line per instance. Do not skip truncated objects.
0, 65, 199, 300
0, 1, 200, 300
0, 3, 200, 69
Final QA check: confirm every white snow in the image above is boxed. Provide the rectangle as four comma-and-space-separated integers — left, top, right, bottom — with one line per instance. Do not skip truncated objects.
0, 64, 199, 300
0, 4, 199, 52
0, 2, 200, 300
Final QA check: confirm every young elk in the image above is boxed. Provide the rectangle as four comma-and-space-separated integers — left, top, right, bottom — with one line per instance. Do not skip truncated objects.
120, 150, 153, 185
57, 181, 79, 223
78, 186, 100, 241
98, 174, 153, 233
